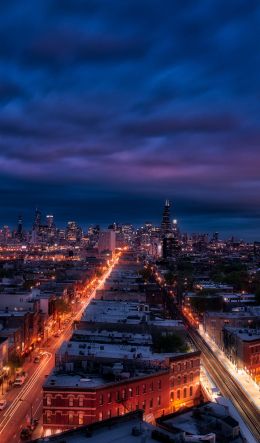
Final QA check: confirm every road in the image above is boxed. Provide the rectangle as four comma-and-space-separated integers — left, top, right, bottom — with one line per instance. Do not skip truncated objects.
0, 256, 119, 443
188, 326, 260, 442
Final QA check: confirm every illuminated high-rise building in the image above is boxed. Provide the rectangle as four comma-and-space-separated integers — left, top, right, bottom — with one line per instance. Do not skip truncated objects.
16, 214, 23, 240
33, 208, 42, 230
161, 199, 172, 236
46, 214, 54, 228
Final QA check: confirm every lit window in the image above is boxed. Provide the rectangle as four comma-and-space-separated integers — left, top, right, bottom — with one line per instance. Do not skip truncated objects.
79, 413, 84, 425
68, 397, 73, 407
142, 384, 146, 394
46, 395, 51, 406
79, 396, 84, 407
170, 392, 174, 401
99, 394, 103, 405
46, 411, 51, 424
99, 411, 103, 421
69, 412, 73, 424
129, 388, 133, 397
157, 396, 161, 406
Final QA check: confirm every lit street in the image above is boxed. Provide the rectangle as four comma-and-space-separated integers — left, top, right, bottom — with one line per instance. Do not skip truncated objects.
0, 256, 120, 443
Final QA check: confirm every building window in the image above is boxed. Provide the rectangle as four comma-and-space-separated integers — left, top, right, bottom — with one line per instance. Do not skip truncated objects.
170, 392, 174, 401
98, 412, 103, 421
136, 386, 139, 395
99, 394, 103, 405
150, 398, 153, 408
79, 396, 84, 407
190, 360, 193, 368
142, 401, 146, 411
122, 389, 126, 400
68, 412, 73, 425
185, 361, 189, 369
108, 392, 112, 403
177, 390, 180, 400
183, 388, 187, 398
79, 413, 84, 425
46, 395, 51, 406
183, 375, 187, 384
142, 384, 146, 394
116, 391, 120, 401
157, 396, 161, 406
46, 411, 51, 424
170, 378, 174, 388
190, 386, 193, 396
158, 380, 162, 390
177, 375, 181, 385
150, 382, 154, 391
178, 363, 181, 372
190, 373, 193, 382
107, 410, 112, 419
68, 397, 74, 407
129, 388, 133, 397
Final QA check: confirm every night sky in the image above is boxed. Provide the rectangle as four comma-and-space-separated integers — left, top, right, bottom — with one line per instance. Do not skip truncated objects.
0, 1, 259, 239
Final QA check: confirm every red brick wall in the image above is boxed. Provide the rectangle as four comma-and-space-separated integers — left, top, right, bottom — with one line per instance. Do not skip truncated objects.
43, 354, 201, 432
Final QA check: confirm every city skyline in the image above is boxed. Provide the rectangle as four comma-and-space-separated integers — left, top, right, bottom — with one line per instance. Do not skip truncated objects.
0, 1, 259, 239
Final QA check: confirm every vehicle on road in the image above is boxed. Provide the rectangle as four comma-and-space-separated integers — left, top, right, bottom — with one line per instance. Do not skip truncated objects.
0, 399, 7, 410
13, 375, 26, 386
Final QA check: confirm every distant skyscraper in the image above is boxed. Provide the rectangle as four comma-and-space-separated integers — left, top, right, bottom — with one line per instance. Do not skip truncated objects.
33, 208, 42, 230
46, 214, 54, 228
161, 200, 172, 236
16, 214, 23, 240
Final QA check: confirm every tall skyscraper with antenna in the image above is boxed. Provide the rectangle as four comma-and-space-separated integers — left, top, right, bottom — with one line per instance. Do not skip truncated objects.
161, 199, 172, 236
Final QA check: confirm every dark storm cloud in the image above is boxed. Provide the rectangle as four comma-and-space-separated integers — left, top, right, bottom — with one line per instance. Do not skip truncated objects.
0, 0, 259, 238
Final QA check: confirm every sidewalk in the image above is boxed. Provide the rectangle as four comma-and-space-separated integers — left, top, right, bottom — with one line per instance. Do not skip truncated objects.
199, 325, 260, 411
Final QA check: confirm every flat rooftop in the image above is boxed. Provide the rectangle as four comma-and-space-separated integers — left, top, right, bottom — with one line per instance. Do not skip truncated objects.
31, 412, 176, 443
56, 340, 172, 362
81, 300, 146, 324
224, 326, 260, 341
72, 329, 153, 345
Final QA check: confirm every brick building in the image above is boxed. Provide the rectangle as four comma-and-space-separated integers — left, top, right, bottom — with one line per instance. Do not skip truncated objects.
43, 350, 201, 433
223, 327, 260, 382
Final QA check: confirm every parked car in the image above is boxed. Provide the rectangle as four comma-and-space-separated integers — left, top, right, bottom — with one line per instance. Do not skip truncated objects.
0, 399, 7, 410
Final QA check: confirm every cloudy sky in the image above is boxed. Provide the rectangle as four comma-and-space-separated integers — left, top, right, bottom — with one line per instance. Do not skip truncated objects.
0, 0, 259, 239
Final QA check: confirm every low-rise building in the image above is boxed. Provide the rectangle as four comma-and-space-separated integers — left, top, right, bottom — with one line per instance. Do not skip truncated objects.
223, 327, 260, 381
